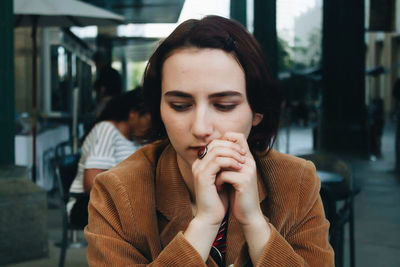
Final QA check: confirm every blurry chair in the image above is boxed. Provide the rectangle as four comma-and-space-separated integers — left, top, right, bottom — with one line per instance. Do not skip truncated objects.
298, 153, 360, 267
42, 147, 57, 204
52, 141, 86, 267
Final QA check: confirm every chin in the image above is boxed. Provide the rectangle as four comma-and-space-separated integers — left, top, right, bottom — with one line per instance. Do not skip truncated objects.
176, 151, 195, 166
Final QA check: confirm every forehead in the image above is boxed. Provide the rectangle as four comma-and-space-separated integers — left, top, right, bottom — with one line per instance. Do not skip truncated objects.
161, 48, 246, 95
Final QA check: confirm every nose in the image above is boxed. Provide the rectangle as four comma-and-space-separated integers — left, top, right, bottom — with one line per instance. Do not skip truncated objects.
191, 105, 213, 140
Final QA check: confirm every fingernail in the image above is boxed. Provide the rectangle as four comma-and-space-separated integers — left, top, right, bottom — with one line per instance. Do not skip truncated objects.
240, 148, 246, 154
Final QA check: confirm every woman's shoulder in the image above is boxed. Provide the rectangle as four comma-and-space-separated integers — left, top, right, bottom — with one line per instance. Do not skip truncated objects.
257, 150, 321, 232
257, 149, 319, 198
257, 149, 310, 173
95, 139, 170, 188
88, 140, 171, 244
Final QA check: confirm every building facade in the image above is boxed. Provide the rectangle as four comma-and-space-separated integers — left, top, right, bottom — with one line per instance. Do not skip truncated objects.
365, 0, 400, 118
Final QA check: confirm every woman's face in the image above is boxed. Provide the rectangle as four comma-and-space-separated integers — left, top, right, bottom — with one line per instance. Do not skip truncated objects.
160, 48, 262, 167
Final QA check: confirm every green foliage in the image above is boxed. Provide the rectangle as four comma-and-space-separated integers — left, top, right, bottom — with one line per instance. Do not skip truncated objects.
277, 37, 293, 72
130, 61, 147, 89
277, 27, 322, 72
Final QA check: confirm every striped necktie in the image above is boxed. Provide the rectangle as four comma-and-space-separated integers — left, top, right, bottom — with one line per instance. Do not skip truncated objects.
210, 212, 229, 266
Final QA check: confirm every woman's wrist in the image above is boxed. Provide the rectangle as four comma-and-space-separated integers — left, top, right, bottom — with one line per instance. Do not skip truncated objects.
189, 216, 221, 232
241, 214, 271, 265
241, 215, 270, 235
183, 217, 220, 261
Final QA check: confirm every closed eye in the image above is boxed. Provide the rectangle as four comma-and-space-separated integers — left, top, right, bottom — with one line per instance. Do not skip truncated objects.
214, 103, 237, 111
169, 103, 192, 111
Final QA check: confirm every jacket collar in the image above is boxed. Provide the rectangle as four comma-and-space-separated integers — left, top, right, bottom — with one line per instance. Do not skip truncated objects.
155, 144, 192, 222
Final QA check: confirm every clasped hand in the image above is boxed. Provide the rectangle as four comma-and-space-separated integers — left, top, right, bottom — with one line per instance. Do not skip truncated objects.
191, 132, 264, 227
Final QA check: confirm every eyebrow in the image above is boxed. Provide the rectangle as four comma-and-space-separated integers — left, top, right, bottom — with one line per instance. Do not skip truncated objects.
164, 90, 243, 99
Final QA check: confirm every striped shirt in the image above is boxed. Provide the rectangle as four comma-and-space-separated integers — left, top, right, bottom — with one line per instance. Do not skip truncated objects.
70, 121, 140, 194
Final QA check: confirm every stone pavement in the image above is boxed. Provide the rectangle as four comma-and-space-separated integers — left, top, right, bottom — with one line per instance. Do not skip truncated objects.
6, 122, 400, 267
6, 206, 88, 267
343, 122, 400, 267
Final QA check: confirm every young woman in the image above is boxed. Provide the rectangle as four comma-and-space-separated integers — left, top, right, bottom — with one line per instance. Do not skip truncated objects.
68, 88, 150, 228
85, 16, 334, 266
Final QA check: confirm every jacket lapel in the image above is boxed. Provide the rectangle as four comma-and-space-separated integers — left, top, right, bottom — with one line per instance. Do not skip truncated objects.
155, 144, 193, 247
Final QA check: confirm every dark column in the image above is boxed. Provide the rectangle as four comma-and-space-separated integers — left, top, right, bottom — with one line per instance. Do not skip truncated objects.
320, 0, 367, 153
230, 0, 247, 27
122, 57, 127, 91
0, 0, 15, 165
253, 0, 277, 78
96, 34, 113, 64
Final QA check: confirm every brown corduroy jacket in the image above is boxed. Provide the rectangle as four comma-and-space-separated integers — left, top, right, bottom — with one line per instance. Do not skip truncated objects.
85, 140, 334, 266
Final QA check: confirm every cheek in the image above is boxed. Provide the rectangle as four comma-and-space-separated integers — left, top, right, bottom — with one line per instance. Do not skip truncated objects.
218, 110, 254, 136
230, 119, 253, 137
164, 118, 186, 135
160, 105, 185, 134
160, 103, 170, 128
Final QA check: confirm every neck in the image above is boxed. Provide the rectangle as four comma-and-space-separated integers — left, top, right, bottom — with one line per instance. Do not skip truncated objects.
111, 120, 131, 140
177, 155, 195, 201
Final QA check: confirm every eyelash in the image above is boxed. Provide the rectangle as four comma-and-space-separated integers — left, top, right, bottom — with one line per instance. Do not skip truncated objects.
214, 104, 237, 111
169, 103, 191, 111
169, 103, 237, 112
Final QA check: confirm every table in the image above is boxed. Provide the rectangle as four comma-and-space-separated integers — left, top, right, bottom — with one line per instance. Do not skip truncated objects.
317, 170, 344, 184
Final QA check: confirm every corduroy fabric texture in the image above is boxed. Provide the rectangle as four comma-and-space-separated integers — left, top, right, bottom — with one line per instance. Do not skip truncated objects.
85, 140, 334, 266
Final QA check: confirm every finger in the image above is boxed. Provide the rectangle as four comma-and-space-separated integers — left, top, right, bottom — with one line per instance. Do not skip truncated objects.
208, 139, 246, 155
194, 145, 246, 172
207, 146, 246, 164
193, 155, 243, 184
211, 157, 243, 173
223, 132, 250, 153
215, 171, 247, 190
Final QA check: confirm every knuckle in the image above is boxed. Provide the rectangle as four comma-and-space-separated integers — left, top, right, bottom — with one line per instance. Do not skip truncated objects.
216, 157, 232, 166
215, 157, 225, 165
233, 143, 242, 150
218, 172, 227, 180
209, 139, 220, 147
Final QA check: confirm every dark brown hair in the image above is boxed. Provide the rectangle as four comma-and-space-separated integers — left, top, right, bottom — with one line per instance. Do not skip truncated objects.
143, 15, 282, 153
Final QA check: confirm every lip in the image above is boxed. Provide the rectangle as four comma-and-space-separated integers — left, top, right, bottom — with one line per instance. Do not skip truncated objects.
189, 145, 207, 149
188, 145, 208, 153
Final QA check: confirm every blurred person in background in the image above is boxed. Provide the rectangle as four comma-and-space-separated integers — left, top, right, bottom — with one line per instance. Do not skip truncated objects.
92, 51, 123, 118
68, 87, 151, 228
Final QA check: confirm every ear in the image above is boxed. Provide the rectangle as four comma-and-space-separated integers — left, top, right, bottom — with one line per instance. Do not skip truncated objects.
252, 113, 264, 126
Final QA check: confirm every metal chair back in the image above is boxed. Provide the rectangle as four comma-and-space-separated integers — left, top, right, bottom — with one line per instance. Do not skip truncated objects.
298, 153, 359, 267
52, 141, 84, 267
